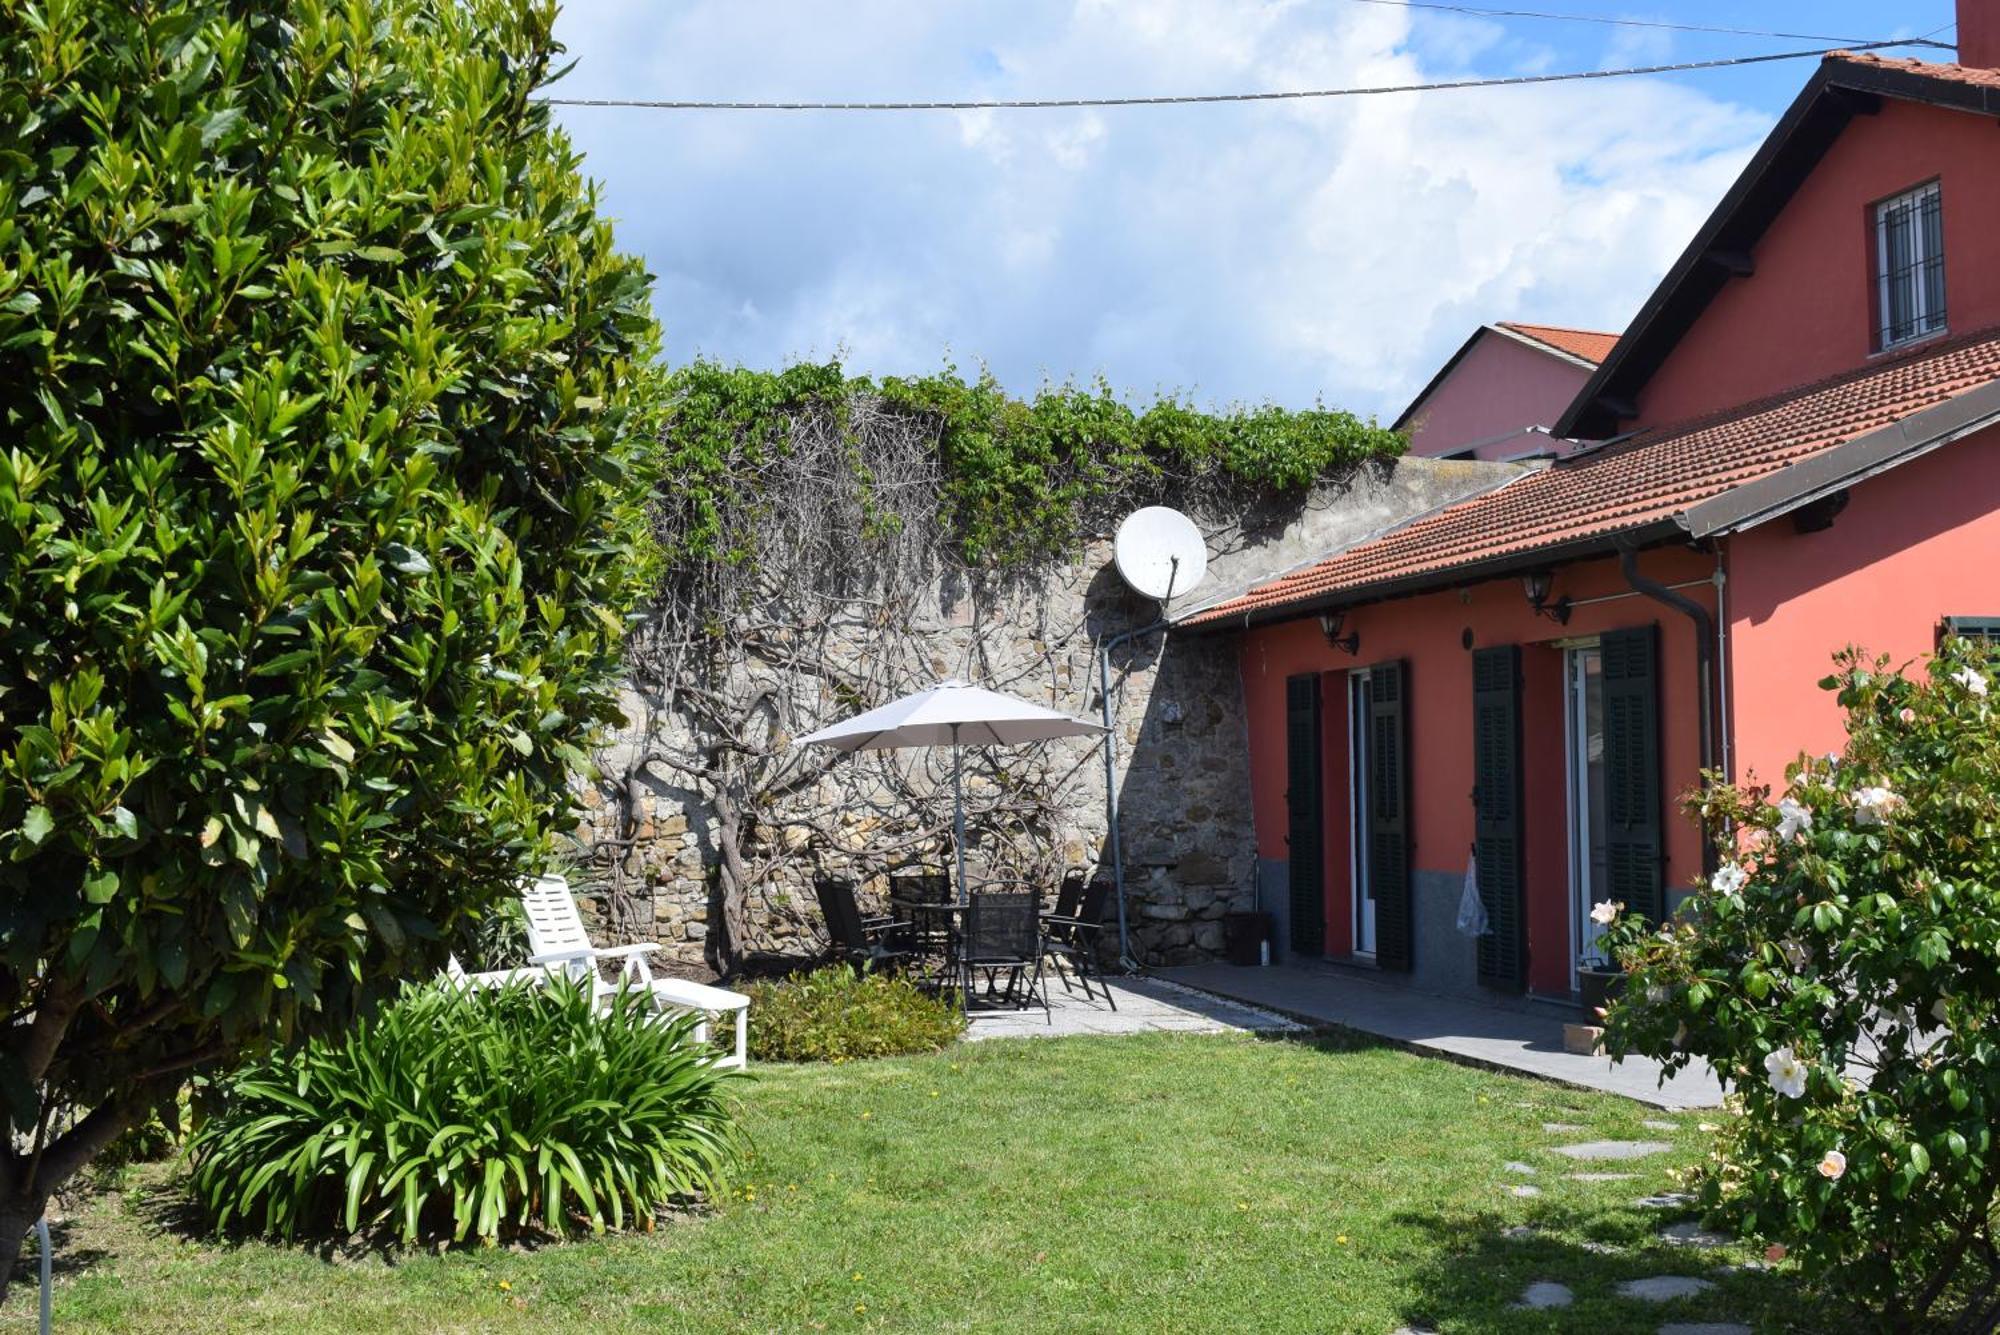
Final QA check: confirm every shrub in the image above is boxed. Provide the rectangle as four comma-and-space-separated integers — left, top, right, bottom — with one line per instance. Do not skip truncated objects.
188, 981, 740, 1244
743, 966, 965, 1063
1602, 642, 2000, 1332
0, 0, 660, 1274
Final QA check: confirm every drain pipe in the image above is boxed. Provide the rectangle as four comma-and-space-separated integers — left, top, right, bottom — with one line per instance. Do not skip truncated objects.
1619, 544, 1719, 877
1099, 563, 1179, 973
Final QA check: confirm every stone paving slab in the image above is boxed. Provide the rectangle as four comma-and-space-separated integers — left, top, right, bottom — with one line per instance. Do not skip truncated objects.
1159, 961, 1726, 1108
1552, 1139, 1674, 1161
961, 975, 1300, 1042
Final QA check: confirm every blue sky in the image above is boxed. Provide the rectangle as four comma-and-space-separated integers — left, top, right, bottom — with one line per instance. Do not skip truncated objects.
550, 2, 1956, 421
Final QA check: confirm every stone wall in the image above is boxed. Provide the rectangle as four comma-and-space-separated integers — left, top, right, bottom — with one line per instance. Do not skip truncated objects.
572, 456, 1509, 970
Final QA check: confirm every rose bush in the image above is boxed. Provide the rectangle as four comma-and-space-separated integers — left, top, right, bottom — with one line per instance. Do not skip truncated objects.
1601, 641, 2000, 1331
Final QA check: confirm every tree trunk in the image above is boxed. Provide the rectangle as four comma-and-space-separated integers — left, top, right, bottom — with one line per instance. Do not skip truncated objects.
0, 1189, 51, 1309
0, 1088, 153, 1307
707, 767, 753, 979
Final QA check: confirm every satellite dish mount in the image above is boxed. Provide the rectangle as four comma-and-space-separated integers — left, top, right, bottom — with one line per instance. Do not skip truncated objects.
1099, 507, 1209, 974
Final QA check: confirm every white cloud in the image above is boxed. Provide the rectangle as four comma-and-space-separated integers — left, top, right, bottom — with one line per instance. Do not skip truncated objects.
550, 0, 1768, 417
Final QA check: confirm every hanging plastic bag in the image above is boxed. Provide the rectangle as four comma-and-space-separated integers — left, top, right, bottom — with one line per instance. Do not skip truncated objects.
1456, 851, 1490, 937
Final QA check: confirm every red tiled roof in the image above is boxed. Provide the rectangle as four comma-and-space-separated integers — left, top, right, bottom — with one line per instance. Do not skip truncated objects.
1825, 52, 2000, 91
1184, 327, 2000, 628
1495, 321, 1619, 366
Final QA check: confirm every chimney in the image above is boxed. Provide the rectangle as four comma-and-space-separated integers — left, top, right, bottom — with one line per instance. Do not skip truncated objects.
1962, 0, 2000, 69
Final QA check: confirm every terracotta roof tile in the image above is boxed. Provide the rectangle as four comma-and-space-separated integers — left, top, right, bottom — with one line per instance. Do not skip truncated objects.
1826, 52, 2000, 91
1184, 327, 2000, 628
1495, 321, 1619, 365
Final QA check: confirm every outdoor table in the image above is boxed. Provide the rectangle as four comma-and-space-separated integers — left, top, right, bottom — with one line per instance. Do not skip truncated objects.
889, 897, 969, 993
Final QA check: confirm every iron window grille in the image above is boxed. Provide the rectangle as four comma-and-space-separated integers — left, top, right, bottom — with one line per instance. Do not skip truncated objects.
1941, 616, 2000, 646
1875, 181, 1946, 350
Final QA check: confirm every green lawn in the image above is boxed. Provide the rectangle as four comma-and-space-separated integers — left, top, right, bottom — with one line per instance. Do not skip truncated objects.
8, 1030, 1851, 1333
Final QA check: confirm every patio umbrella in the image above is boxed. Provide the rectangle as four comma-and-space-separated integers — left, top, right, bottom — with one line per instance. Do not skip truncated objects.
794, 679, 1107, 905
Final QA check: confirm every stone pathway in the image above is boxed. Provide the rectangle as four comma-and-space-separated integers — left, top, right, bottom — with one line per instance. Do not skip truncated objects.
961, 974, 1299, 1041
1470, 1126, 1760, 1334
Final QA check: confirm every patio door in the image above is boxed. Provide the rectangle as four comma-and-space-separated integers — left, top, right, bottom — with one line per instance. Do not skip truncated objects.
1285, 673, 1325, 958
1565, 644, 1610, 989
1347, 670, 1376, 957
1350, 661, 1412, 971
1567, 627, 1664, 990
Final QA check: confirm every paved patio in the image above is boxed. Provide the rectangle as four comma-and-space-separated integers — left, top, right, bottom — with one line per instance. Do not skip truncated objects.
961, 972, 1300, 1041
1157, 960, 1726, 1110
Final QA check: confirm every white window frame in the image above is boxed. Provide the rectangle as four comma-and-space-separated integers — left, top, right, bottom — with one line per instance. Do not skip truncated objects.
1875, 181, 1945, 351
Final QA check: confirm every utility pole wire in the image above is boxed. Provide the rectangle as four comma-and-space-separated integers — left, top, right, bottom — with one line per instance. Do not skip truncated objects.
539, 38, 1945, 113
1332, 0, 1892, 44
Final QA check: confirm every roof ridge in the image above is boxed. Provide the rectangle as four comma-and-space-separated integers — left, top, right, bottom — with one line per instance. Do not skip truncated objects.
1498, 320, 1617, 337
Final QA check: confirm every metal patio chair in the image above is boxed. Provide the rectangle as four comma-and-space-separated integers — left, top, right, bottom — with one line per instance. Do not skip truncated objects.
1044, 877, 1117, 1010
960, 890, 1050, 1022
814, 876, 915, 973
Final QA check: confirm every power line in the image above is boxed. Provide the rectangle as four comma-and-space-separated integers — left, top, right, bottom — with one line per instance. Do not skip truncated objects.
1333, 0, 1886, 44
541, 38, 1941, 113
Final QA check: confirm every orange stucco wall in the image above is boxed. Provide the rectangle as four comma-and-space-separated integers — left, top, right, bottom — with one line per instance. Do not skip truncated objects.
1635, 99, 2000, 430
1726, 424, 2000, 788
1233, 545, 1713, 993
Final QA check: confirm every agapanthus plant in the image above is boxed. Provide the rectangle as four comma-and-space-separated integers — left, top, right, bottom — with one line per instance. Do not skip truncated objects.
1601, 641, 2000, 1333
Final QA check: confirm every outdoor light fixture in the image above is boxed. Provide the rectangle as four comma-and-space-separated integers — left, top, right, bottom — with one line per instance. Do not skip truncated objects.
1521, 571, 1572, 625
1318, 609, 1361, 655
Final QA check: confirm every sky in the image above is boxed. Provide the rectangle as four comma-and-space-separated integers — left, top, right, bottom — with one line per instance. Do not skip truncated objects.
549, 1, 1957, 422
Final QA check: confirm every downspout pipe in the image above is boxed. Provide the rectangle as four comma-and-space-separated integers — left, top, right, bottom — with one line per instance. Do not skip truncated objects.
1618, 543, 1719, 877
1099, 562, 1179, 974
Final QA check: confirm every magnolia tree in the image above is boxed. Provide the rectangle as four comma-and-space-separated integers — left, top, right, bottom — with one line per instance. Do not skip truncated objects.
0, 0, 656, 1292
1602, 643, 2000, 1332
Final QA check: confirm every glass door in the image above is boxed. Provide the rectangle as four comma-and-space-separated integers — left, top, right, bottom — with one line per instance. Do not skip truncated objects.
1348, 670, 1376, 957
1566, 646, 1609, 989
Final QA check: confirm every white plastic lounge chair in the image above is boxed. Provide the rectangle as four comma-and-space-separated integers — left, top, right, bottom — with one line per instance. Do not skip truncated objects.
519, 873, 750, 1070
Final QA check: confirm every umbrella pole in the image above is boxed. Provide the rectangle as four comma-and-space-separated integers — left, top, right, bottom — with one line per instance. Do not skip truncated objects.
951, 724, 968, 907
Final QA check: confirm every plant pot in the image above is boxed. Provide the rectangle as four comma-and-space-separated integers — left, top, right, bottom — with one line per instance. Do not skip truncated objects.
1577, 966, 1625, 1018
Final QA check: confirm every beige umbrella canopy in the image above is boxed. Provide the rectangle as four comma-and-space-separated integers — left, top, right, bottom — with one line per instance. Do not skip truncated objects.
795, 679, 1106, 903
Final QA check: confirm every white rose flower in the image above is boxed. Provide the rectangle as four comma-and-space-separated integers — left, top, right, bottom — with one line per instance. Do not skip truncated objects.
1775, 797, 1813, 841
1589, 899, 1623, 926
1764, 1046, 1809, 1099
1645, 984, 1668, 1004
1850, 786, 1904, 826
1952, 664, 1990, 698
1818, 1149, 1847, 1180
1710, 863, 1749, 895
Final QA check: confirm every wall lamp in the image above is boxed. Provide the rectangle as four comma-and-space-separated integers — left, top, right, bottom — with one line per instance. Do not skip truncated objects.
1317, 608, 1361, 656
1521, 570, 1572, 625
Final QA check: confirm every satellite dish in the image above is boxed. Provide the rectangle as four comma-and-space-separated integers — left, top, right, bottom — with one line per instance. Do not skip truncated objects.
1113, 507, 1208, 602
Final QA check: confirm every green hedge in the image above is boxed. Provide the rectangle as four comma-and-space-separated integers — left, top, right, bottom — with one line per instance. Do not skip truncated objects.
744, 966, 965, 1063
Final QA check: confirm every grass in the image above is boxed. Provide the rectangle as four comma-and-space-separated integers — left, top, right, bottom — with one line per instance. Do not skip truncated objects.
6, 1029, 1854, 1333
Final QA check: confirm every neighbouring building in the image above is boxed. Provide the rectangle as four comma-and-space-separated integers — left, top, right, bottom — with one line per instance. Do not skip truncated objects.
1173, 28, 2000, 1004
1395, 322, 1617, 462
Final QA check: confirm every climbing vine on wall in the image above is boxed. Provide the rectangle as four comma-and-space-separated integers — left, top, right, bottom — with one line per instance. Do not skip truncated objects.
593, 359, 1401, 975
658, 360, 1404, 572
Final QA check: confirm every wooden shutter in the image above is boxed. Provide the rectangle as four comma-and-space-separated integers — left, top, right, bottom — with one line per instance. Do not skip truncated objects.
1284, 673, 1325, 958
1368, 660, 1413, 972
1601, 625, 1664, 924
1472, 646, 1526, 990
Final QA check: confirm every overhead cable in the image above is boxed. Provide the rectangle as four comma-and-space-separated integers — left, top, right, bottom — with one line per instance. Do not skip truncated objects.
541, 37, 1941, 113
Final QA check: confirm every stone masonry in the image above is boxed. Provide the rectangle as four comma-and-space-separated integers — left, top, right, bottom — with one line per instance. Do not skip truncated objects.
573, 457, 1509, 969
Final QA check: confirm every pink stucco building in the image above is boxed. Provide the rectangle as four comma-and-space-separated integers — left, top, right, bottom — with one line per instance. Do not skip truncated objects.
1178, 37, 2000, 1006
1395, 322, 1617, 461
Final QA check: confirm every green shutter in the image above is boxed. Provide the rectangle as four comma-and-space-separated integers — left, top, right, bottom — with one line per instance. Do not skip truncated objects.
1368, 660, 1413, 972
1284, 673, 1325, 958
1472, 646, 1526, 990
1602, 625, 1664, 924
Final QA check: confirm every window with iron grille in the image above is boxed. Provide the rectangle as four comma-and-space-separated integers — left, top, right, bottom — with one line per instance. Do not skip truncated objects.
1875, 181, 1945, 350
1941, 616, 2000, 645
